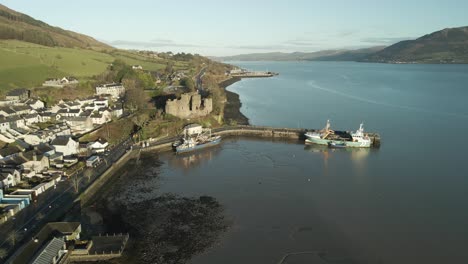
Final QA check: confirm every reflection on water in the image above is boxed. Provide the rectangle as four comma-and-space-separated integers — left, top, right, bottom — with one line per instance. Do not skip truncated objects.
304, 144, 372, 175
167, 145, 222, 170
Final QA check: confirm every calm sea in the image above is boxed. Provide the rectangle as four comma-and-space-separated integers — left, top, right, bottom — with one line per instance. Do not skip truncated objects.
136, 62, 468, 263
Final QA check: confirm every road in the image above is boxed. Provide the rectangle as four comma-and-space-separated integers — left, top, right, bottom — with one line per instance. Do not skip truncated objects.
0, 137, 133, 260
195, 66, 207, 92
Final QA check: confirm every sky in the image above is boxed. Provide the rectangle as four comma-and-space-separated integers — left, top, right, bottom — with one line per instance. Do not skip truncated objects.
2, 0, 468, 56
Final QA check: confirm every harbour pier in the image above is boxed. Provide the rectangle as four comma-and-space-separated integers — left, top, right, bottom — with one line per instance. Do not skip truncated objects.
142, 125, 381, 152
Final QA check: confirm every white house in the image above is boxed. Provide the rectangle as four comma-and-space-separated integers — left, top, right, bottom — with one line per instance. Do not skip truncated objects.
75, 97, 94, 107
24, 99, 45, 110
87, 138, 109, 153
6, 116, 26, 129
111, 105, 123, 118
23, 114, 41, 125
132, 65, 143, 70
5, 89, 30, 101
62, 116, 93, 132
0, 117, 11, 132
95, 83, 125, 99
10, 105, 32, 116
43, 77, 78, 87
0, 169, 21, 190
0, 107, 16, 117
56, 109, 81, 119
50, 104, 68, 114
3, 150, 50, 174
90, 113, 108, 125
94, 98, 109, 108
50, 136, 79, 156
38, 112, 53, 122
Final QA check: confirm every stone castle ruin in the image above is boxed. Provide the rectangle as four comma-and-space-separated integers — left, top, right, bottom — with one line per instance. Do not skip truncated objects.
165, 92, 212, 118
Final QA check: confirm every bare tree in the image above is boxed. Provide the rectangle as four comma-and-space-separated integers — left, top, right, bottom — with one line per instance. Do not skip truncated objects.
70, 173, 81, 193
0, 247, 8, 260
84, 169, 93, 183
8, 230, 21, 247
132, 112, 150, 143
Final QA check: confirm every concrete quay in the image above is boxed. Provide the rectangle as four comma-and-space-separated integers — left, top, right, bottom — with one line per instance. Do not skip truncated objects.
142, 125, 381, 152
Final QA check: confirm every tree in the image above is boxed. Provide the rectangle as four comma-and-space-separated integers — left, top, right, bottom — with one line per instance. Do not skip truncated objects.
132, 112, 150, 143
70, 173, 81, 193
124, 86, 148, 113
164, 62, 174, 74
180, 77, 195, 91
84, 169, 93, 183
7, 230, 22, 247
0, 248, 8, 260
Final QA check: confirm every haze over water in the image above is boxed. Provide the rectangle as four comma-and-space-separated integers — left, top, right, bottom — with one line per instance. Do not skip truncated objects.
145, 62, 468, 263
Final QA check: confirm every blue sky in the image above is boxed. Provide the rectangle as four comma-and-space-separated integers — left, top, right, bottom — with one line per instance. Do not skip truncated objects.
2, 0, 468, 56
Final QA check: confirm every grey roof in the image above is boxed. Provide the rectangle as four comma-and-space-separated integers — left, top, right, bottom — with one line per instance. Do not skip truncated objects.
66, 101, 80, 106
23, 114, 39, 119
185, 123, 202, 129
24, 99, 40, 104
0, 146, 21, 157
6, 88, 29, 96
79, 110, 92, 117
50, 136, 72, 146
31, 237, 65, 264
11, 105, 31, 112
40, 112, 53, 117
9, 222, 80, 264
36, 143, 54, 154
97, 83, 123, 88
6, 115, 23, 122
63, 116, 88, 122
0, 107, 15, 114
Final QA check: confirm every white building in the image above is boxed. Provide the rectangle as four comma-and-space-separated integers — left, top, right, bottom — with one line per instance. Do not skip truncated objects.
95, 83, 125, 99
87, 138, 109, 153
43, 77, 79, 87
0, 169, 21, 190
24, 99, 45, 110
50, 136, 79, 156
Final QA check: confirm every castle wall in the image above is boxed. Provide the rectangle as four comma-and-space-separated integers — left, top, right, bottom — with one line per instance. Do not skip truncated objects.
165, 92, 212, 118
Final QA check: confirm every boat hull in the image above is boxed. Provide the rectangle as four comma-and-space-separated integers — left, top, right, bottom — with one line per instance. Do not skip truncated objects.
176, 137, 221, 153
305, 137, 371, 148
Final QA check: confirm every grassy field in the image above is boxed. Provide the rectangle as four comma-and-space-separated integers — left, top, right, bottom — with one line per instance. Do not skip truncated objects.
0, 40, 171, 92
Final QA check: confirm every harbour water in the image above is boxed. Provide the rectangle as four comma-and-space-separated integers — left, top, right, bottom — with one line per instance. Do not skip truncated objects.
105, 62, 468, 263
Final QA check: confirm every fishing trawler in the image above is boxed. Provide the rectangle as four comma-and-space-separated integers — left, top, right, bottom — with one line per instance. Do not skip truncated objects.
305, 120, 372, 148
173, 124, 221, 153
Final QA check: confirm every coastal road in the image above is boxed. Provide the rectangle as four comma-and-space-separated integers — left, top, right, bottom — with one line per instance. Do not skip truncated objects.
195, 66, 207, 92
0, 137, 133, 259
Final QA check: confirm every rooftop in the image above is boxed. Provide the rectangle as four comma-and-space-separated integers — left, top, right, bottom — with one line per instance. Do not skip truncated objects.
30, 237, 65, 264
6, 88, 29, 97
50, 136, 73, 146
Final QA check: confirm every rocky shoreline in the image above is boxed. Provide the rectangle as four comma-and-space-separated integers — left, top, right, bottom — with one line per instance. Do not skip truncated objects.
220, 77, 249, 125
80, 155, 229, 264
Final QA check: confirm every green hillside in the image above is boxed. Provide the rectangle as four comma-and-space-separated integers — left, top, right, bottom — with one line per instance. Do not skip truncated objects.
363, 26, 468, 63
0, 3, 111, 49
0, 40, 191, 90
0, 40, 111, 88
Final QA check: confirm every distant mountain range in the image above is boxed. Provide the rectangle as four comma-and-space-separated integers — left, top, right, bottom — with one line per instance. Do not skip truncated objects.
363, 26, 468, 63
213, 46, 385, 62
0, 4, 111, 49
216, 26, 468, 64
